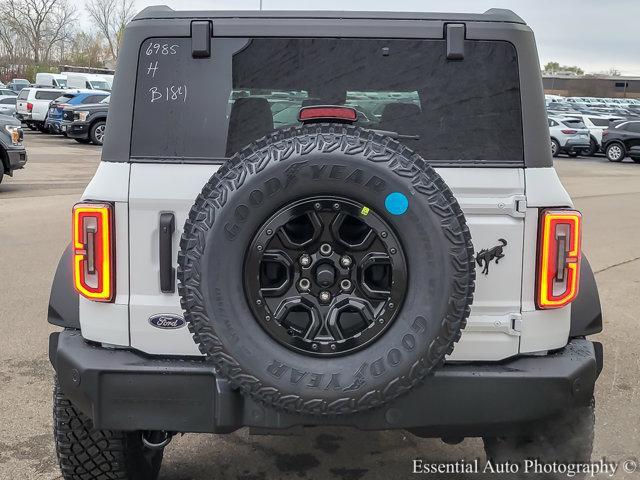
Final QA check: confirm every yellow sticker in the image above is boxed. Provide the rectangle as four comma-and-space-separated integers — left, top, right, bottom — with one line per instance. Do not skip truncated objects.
361, 206, 370, 216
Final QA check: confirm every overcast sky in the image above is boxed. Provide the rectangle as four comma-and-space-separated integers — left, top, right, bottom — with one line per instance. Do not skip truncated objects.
77, 0, 640, 75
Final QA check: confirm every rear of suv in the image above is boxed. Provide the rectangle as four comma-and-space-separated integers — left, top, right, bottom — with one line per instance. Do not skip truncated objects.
15, 87, 65, 131
48, 8, 603, 480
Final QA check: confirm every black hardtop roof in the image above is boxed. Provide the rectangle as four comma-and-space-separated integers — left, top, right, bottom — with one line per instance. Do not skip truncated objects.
133, 6, 525, 24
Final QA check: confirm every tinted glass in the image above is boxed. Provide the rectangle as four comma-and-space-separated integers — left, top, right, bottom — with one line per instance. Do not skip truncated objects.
626, 122, 640, 133
562, 119, 586, 128
0, 97, 16, 104
35, 90, 63, 100
82, 94, 107, 104
18, 89, 29, 100
53, 94, 74, 103
132, 37, 523, 164
589, 117, 610, 127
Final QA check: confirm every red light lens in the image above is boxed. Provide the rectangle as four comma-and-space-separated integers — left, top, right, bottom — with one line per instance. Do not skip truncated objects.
298, 106, 358, 123
26, 102, 33, 111
72, 203, 114, 302
536, 209, 582, 309
561, 129, 578, 134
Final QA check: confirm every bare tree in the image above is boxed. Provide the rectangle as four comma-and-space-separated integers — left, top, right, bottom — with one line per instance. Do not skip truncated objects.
86, 0, 136, 61
0, 0, 76, 64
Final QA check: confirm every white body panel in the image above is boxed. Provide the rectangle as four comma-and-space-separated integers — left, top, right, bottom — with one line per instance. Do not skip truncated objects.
66, 73, 111, 91
79, 163, 574, 361
79, 163, 131, 345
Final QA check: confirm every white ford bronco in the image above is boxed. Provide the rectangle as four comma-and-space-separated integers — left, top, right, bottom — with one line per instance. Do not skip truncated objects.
48, 7, 603, 479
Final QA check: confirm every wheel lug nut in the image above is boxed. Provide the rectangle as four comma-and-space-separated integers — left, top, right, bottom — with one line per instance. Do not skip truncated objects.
319, 291, 331, 303
333, 203, 340, 210
340, 279, 352, 291
330, 344, 336, 351
320, 243, 332, 256
312, 343, 318, 350
314, 202, 322, 210
390, 247, 397, 255
381, 231, 388, 238
300, 254, 311, 267
299, 278, 310, 291
340, 255, 352, 268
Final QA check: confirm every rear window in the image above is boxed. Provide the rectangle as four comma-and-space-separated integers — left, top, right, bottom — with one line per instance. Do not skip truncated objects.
35, 90, 63, 100
18, 89, 29, 100
132, 37, 523, 165
589, 117, 610, 127
562, 119, 586, 129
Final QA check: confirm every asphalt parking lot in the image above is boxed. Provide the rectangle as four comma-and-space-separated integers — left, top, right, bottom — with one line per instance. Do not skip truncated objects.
1, 131, 639, 480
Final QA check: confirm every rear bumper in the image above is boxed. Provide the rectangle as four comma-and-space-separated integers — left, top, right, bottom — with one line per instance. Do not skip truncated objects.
50, 331, 601, 437
563, 138, 591, 152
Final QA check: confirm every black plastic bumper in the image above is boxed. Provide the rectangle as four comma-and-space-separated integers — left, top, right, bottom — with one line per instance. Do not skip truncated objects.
50, 331, 601, 437
65, 122, 89, 139
6, 147, 27, 171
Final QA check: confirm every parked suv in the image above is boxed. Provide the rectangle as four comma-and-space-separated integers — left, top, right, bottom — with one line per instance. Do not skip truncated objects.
48, 8, 603, 480
0, 114, 27, 184
601, 120, 640, 162
548, 116, 591, 156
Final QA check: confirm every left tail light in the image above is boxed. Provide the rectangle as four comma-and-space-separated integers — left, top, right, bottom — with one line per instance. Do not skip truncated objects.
72, 202, 114, 302
536, 209, 582, 309
26, 102, 33, 111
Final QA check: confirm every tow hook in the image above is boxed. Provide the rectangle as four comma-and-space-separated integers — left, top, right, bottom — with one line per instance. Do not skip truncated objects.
141, 431, 174, 450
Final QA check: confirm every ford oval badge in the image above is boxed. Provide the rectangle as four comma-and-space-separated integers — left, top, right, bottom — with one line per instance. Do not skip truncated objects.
149, 314, 186, 330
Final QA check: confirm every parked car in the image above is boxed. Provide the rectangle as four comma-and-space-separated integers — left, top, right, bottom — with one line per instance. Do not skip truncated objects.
44, 90, 109, 133
7, 78, 30, 93
601, 120, 640, 162
0, 96, 17, 117
548, 116, 591, 156
0, 113, 27, 184
48, 8, 603, 479
63, 95, 109, 145
0, 88, 16, 97
35, 72, 67, 88
66, 72, 111, 91
14, 87, 66, 131
562, 114, 624, 155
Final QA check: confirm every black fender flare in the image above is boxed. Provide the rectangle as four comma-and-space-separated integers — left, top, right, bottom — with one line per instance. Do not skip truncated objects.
48, 243, 80, 329
570, 255, 602, 337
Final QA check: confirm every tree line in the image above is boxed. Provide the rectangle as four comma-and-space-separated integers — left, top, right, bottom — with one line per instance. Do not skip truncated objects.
0, 0, 136, 82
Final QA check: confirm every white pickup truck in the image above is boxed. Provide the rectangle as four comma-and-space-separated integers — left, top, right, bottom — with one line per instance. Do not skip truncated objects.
15, 87, 65, 131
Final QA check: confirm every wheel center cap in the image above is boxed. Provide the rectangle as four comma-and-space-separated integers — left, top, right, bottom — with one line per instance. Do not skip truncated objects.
315, 263, 336, 288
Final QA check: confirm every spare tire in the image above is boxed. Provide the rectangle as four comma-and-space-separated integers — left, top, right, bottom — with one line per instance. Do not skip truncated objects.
178, 124, 475, 416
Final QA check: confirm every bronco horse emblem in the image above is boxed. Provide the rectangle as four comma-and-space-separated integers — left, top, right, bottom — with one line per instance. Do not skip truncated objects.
476, 239, 508, 275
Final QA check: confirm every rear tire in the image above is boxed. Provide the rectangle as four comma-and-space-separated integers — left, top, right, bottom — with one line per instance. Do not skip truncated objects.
89, 120, 106, 145
605, 142, 625, 162
550, 138, 560, 157
54, 378, 164, 480
483, 398, 595, 479
568, 151, 578, 158
583, 138, 598, 156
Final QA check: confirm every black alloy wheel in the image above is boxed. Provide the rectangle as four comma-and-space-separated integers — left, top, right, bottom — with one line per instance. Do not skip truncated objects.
244, 196, 407, 357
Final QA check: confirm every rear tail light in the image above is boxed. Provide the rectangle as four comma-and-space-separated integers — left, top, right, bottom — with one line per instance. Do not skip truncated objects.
72, 203, 114, 302
26, 102, 33, 111
561, 129, 577, 134
536, 209, 582, 309
298, 105, 358, 123
602, 129, 609, 138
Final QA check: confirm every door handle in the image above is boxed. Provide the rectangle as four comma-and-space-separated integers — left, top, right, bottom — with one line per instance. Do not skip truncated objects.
159, 212, 175, 293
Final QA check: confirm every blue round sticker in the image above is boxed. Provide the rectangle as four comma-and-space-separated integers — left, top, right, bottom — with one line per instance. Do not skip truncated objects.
384, 192, 409, 215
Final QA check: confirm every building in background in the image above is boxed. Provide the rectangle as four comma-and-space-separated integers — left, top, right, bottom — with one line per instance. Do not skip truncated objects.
543, 75, 640, 99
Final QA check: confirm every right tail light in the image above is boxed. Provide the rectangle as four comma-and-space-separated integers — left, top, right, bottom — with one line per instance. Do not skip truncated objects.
536, 209, 582, 309
26, 102, 33, 112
